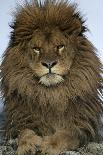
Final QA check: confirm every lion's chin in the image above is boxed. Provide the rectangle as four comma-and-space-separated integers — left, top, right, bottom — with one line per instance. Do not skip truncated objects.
39, 73, 64, 87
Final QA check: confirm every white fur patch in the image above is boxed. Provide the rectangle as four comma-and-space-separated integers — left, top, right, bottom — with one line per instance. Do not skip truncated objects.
39, 74, 64, 86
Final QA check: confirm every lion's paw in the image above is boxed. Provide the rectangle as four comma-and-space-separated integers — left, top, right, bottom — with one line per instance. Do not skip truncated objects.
41, 136, 65, 155
17, 129, 42, 155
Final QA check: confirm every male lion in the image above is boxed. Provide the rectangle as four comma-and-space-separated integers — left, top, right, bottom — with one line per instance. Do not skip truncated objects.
1, 0, 103, 155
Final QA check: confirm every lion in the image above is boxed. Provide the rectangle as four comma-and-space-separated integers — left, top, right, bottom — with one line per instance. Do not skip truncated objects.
1, 0, 103, 155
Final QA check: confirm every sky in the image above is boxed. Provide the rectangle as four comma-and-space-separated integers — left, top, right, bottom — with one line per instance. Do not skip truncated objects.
0, 0, 103, 110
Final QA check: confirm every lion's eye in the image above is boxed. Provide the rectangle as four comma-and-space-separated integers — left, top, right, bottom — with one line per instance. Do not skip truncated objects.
57, 45, 65, 53
33, 47, 40, 54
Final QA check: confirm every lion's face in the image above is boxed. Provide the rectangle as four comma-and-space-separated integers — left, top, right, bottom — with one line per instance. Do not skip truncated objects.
28, 28, 75, 86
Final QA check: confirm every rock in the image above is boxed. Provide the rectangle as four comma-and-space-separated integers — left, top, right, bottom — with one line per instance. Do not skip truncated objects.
0, 140, 103, 155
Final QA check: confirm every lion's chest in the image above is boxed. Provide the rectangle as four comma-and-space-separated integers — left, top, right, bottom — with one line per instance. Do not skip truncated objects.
31, 101, 69, 136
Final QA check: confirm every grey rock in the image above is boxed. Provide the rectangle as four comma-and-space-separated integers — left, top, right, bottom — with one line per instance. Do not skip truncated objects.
0, 141, 103, 155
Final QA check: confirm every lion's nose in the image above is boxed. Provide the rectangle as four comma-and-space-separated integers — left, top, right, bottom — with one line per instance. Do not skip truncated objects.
41, 60, 58, 69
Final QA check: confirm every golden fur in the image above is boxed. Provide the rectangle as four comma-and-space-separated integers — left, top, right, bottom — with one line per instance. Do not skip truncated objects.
1, 0, 103, 154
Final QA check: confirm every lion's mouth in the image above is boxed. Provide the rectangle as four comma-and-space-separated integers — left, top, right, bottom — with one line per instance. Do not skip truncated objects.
39, 73, 64, 86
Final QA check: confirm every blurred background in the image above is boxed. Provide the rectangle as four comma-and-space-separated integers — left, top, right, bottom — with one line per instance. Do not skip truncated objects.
0, 0, 103, 112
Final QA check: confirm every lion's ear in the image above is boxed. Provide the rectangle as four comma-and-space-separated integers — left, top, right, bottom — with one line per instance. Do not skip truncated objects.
72, 19, 82, 36
63, 17, 86, 37
63, 19, 81, 37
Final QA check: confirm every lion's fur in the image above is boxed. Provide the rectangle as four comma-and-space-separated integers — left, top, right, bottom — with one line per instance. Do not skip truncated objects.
1, 0, 103, 146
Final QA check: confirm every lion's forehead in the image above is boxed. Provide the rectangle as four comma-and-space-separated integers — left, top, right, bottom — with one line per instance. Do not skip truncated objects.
30, 29, 67, 47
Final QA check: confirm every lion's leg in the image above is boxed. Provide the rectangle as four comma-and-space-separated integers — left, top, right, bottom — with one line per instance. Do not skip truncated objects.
17, 129, 42, 155
41, 129, 80, 155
